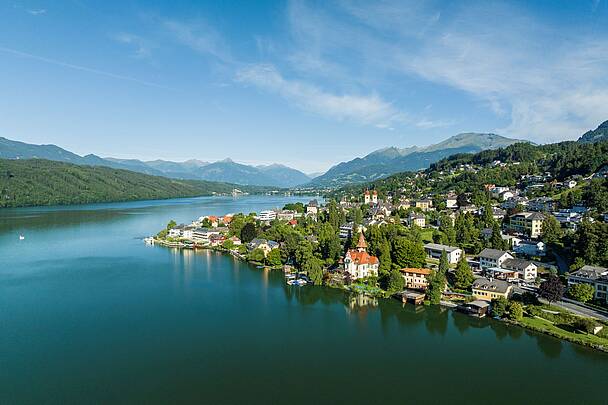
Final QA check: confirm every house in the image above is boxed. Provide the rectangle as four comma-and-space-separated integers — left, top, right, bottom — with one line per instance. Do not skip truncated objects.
306, 200, 319, 215
485, 267, 520, 282
168, 224, 185, 238
478, 248, 513, 269
471, 277, 513, 301
182, 226, 196, 240
339, 223, 354, 239
343, 233, 379, 280
209, 234, 226, 247
415, 199, 432, 211
506, 211, 545, 238
258, 210, 277, 221
408, 212, 426, 228
528, 197, 556, 212
490, 186, 510, 198
247, 238, 279, 256
423, 243, 462, 264
446, 194, 458, 209
228, 236, 242, 245
288, 219, 298, 227
513, 240, 545, 256
502, 258, 538, 281
398, 199, 411, 210
568, 265, 608, 303
500, 191, 515, 201
566, 180, 577, 189
400, 268, 431, 290
457, 300, 490, 317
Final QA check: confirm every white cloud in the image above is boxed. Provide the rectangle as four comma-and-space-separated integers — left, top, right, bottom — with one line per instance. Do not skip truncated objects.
236, 63, 405, 127
112, 33, 153, 59
285, 0, 608, 142
27, 9, 46, 16
163, 20, 233, 64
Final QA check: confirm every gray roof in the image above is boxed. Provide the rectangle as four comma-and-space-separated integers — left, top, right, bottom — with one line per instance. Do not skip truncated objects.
503, 258, 536, 271
479, 248, 511, 260
424, 243, 461, 253
570, 265, 608, 280
472, 277, 511, 294
467, 300, 490, 308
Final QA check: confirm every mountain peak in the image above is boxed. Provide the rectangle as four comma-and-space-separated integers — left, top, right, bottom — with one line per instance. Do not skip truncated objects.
578, 119, 608, 143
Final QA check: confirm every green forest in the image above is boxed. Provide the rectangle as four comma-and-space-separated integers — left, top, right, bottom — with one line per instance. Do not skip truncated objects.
0, 159, 260, 208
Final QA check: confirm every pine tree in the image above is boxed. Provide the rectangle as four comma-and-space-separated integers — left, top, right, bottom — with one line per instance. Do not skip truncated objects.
453, 256, 475, 290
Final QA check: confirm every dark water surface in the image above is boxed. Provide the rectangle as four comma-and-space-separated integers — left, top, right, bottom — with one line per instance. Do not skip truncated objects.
1, 196, 606, 404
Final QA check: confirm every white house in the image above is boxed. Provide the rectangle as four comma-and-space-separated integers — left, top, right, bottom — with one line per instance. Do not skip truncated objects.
258, 210, 277, 221
344, 233, 379, 280
423, 243, 463, 264
514, 240, 546, 256
502, 258, 538, 281
478, 248, 513, 269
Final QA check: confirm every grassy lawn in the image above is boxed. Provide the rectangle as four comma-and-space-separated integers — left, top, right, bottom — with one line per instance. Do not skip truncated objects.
518, 315, 608, 348
420, 229, 434, 243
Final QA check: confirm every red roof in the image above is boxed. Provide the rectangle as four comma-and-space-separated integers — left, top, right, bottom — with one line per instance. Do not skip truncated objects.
346, 249, 379, 265
288, 219, 298, 225
400, 268, 431, 275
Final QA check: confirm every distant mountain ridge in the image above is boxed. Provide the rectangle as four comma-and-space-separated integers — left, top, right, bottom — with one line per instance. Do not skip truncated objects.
0, 137, 310, 187
578, 120, 608, 143
307, 133, 525, 187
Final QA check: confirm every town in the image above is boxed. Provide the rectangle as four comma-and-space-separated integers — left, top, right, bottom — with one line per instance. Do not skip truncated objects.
150, 141, 608, 352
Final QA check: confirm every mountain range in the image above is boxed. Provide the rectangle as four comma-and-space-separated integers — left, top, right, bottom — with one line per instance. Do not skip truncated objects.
0, 137, 310, 188
306, 133, 525, 187
578, 120, 608, 144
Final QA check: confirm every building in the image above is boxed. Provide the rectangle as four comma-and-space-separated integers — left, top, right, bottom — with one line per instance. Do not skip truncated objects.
364, 190, 371, 204
408, 212, 426, 228
168, 224, 185, 238
502, 258, 538, 281
339, 223, 354, 239
478, 248, 513, 269
192, 228, 221, 244
228, 236, 242, 245
528, 197, 556, 212
400, 268, 431, 290
457, 300, 490, 317
506, 211, 545, 238
247, 238, 279, 256
343, 233, 379, 280
446, 194, 458, 209
471, 277, 513, 301
568, 265, 608, 303
513, 240, 545, 256
415, 199, 432, 211
258, 210, 277, 221
306, 200, 319, 215
423, 243, 462, 264
277, 210, 296, 221
209, 234, 226, 247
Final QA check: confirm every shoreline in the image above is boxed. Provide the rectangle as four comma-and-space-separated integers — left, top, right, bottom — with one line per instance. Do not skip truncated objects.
150, 238, 608, 354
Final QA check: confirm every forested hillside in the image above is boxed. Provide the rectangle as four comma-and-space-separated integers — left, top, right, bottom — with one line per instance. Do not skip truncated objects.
0, 159, 257, 208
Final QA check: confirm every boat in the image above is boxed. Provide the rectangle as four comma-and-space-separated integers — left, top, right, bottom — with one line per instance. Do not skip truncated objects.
143, 237, 155, 244
19, 234, 25, 240
287, 279, 307, 286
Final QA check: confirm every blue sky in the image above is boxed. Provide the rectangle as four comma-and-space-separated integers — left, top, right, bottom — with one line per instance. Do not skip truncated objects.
1, 0, 607, 172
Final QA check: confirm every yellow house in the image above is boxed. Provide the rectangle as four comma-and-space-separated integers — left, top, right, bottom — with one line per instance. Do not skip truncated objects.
415, 199, 432, 211
400, 268, 431, 290
471, 277, 513, 301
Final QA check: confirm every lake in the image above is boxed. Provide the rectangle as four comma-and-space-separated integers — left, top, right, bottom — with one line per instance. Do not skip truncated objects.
1, 195, 607, 404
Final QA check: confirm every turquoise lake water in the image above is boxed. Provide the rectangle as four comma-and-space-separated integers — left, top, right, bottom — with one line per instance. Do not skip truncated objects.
1, 195, 607, 404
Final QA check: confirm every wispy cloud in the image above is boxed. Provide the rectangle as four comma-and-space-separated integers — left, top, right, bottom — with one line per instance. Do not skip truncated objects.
284, 0, 608, 142
236, 63, 405, 127
27, 9, 46, 16
163, 20, 233, 64
112, 33, 153, 59
0, 46, 170, 89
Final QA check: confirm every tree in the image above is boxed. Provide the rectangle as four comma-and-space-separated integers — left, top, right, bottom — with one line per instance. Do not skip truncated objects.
426, 269, 445, 304
392, 237, 426, 268
240, 222, 257, 243
201, 218, 212, 228
166, 220, 177, 230
490, 222, 505, 250
305, 257, 324, 286
573, 318, 599, 334
568, 283, 595, 303
317, 222, 341, 264
378, 240, 392, 276
222, 239, 235, 251
438, 215, 456, 245
438, 250, 449, 276
248, 248, 266, 263
507, 301, 523, 321
387, 268, 405, 294
453, 256, 475, 290
541, 215, 563, 245
491, 297, 509, 318
266, 248, 283, 267
538, 275, 565, 303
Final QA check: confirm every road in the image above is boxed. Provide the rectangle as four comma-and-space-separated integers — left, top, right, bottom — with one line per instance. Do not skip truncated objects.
539, 297, 608, 322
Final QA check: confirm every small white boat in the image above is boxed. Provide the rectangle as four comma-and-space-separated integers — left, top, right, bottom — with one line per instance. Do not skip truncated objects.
287, 279, 307, 286
143, 237, 155, 244
19, 234, 25, 240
